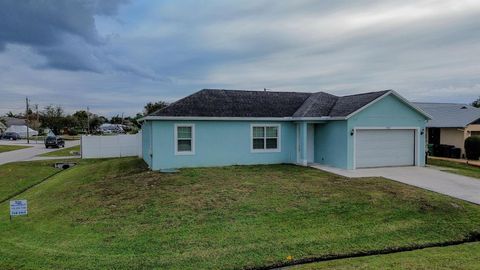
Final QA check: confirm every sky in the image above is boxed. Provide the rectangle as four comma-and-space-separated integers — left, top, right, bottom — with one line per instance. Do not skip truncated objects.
1, 0, 480, 117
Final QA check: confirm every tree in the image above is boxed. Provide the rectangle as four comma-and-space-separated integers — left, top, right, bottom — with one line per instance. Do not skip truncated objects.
73, 110, 89, 132
89, 115, 104, 133
131, 113, 144, 128
144, 101, 169, 115
6, 111, 17, 117
40, 105, 65, 134
472, 96, 480, 108
110, 115, 123, 124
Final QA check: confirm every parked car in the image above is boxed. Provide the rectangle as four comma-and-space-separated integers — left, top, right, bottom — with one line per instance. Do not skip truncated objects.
45, 136, 65, 148
2, 132, 21, 140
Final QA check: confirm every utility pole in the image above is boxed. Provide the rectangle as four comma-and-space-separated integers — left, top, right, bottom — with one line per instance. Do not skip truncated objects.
87, 106, 90, 135
35, 104, 39, 143
25, 97, 30, 144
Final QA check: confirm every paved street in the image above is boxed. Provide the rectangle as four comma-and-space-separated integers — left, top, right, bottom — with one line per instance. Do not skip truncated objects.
0, 139, 80, 165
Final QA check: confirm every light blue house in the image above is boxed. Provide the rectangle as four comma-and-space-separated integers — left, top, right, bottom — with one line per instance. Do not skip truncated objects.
140, 89, 431, 171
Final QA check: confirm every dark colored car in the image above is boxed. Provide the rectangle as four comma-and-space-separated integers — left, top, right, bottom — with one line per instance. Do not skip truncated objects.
2, 132, 21, 140
45, 136, 65, 148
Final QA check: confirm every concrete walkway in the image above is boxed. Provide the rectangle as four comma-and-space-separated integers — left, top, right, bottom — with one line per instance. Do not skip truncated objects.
311, 164, 480, 205
0, 140, 80, 165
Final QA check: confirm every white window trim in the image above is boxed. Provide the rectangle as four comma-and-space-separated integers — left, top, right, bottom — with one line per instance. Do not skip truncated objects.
250, 124, 281, 153
174, 123, 195, 155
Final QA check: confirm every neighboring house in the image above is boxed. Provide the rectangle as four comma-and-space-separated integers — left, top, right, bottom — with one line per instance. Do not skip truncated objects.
413, 102, 480, 157
2, 117, 26, 127
99, 123, 126, 134
5, 125, 39, 138
140, 89, 430, 171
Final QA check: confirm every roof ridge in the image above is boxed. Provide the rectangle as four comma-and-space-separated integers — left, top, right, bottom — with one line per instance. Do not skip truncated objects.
292, 93, 316, 117
339, 89, 391, 98
292, 91, 339, 117
325, 95, 341, 116
201, 88, 313, 94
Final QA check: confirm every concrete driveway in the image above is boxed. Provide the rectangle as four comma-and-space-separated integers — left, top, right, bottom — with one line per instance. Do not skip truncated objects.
0, 139, 80, 165
311, 165, 480, 205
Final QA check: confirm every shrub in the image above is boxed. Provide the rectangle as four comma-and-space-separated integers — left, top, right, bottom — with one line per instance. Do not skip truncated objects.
465, 136, 480, 160
67, 129, 78, 136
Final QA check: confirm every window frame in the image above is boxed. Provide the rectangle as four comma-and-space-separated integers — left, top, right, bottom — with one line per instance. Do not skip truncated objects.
250, 124, 281, 153
174, 123, 195, 155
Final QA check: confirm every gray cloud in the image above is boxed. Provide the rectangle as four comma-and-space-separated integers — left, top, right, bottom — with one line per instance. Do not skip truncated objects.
1, 0, 480, 117
0, 0, 128, 71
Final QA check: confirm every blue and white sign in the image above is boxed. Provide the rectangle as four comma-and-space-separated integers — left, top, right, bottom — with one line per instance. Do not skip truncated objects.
10, 200, 28, 216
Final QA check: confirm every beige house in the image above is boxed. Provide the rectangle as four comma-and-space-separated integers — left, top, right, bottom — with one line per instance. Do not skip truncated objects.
415, 102, 480, 157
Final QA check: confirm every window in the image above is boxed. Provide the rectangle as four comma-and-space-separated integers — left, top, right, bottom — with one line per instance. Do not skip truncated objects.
175, 124, 195, 155
251, 124, 280, 152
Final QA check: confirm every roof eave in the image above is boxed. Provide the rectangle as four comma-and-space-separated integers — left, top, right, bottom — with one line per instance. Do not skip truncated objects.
139, 116, 347, 121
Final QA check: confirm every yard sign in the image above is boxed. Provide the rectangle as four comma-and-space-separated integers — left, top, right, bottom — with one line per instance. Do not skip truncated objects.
10, 200, 28, 218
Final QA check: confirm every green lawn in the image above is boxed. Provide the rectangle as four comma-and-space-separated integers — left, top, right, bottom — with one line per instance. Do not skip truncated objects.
1, 158, 480, 269
292, 242, 480, 269
0, 160, 60, 203
428, 158, 480, 179
0, 145, 31, 153
38, 145, 81, 157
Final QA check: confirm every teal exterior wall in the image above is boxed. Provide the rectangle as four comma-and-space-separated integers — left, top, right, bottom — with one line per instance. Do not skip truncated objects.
346, 94, 428, 169
313, 121, 349, 169
141, 121, 152, 168
148, 121, 297, 170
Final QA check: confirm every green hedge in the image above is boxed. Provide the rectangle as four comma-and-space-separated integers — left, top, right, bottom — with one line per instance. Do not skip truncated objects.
465, 136, 480, 160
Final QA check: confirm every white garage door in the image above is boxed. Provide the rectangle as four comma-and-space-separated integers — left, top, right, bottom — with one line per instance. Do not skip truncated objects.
355, 129, 415, 168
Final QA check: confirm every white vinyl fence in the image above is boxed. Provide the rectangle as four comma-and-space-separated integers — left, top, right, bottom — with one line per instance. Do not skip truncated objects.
81, 132, 142, 159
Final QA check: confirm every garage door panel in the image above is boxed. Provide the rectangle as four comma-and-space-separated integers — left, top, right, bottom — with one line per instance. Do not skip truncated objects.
356, 129, 415, 168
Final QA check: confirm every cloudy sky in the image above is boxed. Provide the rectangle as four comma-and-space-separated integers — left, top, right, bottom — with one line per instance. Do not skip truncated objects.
1, 0, 480, 117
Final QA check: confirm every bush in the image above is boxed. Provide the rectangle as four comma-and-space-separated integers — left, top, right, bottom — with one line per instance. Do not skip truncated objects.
465, 136, 480, 160
67, 129, 79, 136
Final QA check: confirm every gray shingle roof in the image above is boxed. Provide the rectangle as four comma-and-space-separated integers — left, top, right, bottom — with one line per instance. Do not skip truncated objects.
151, 89, 391, 118
154, 89, 311, 117
2, 117, 26, 127
329, 90, 390, 117
413, 102, 480, 128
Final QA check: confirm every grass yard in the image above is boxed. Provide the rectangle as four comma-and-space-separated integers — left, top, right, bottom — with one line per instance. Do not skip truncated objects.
428, 158, 480, 179
0, 145, 31, 153
292, 242, 480, 269
1, 158, 480, 269
38, 145, 81, 157
0, 160, 60, 203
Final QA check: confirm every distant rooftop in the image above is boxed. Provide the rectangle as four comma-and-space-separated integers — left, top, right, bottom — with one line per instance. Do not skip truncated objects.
413, 102, 480, 128
1, 117, 26, 127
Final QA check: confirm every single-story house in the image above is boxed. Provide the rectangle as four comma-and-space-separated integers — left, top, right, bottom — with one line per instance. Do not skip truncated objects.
413, 102, 480, 157
140, 89, 431, 171
5, 125, 39, 138
99, 123, 126, 134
